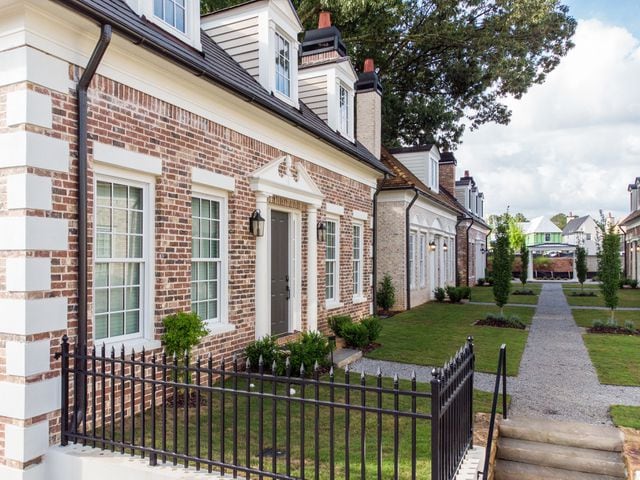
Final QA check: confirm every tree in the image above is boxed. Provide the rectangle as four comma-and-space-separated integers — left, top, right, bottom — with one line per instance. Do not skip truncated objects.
377, 273, 396, 314
508, 218, 525, 252
492, 217, 513, 316
520, 245, 529, 286
201, 1, 576, 149
551, 213, 568, 229
597, 215, 621, 321
575, 245, 587, 292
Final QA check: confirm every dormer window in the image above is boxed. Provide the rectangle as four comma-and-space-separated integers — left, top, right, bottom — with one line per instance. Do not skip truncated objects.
429, 156, 439, 191
275, 32, 291, 97
154, 0, 186, 32
339, 83, 351, 136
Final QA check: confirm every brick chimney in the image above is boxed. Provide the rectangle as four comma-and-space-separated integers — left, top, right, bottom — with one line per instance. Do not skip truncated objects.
300, 11, 347, 65
355, 58, 382, 160
439, 152, 457, 194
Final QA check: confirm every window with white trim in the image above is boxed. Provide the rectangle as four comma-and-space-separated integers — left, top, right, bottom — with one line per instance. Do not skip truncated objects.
409, 231, 416, 289
325, 219, 339, 302
153, 0, 186, 33
339, 83, 351, 137
419, 233, 426, 287
94, 179, 146, 341
275, 32, 291, 97
545, 233, 551, 242
430, 157, 439, 191
191, 196, 223, 323
352, 223, 363, 296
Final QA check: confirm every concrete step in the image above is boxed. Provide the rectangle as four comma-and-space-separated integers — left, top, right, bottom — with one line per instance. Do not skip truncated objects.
499, 417, 624, 452
495, 460, 625, 480
331, 348, 362, 369
497, 438, 626, 477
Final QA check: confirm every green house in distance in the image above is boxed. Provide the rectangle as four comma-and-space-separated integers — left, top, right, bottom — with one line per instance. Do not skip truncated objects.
519, 216, 563, 246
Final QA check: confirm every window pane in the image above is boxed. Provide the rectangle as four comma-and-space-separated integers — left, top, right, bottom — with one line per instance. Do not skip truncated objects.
129, 211, 143, 234
164, 0, 174, 25
113, 209, 127, 233
111, 263, 125, 286
97, 207, 111, 230
111, 287, 124, 311
127, 263, 140, 286
95, 263, 108, 288
192, 238, 200, 258
125, 311, 139, 335
95, 314, 108, 339
110, 313, 124, 337
126, 287, 140, 310
129, 186, 143, 210
129, 235, 143, 258
97, 182, 111, 206
95, 289, 108, 314
175, 6, 185, 32
202, 199, 210, 218
113, 184, 127, 208
114, 234, 127, 258
96, 233, 111, 258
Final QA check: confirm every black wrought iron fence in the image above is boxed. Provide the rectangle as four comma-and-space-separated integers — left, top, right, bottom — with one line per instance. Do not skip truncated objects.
58, 335, 475, 480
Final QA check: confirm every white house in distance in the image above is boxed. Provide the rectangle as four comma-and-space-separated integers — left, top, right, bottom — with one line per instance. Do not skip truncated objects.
562, 214, 599, 255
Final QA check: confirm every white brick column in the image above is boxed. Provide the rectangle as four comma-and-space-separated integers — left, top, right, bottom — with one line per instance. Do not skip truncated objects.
254, 192, 271, 339
306, 206, 318, 331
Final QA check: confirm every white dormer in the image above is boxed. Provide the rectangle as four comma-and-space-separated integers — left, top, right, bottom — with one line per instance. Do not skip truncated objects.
389, 146, 440, 192
125, 0, 202, 51
201, 0, 302, 108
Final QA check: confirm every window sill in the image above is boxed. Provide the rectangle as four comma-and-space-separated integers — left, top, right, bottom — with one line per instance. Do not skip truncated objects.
98, 338, 162, 354
206, 323, 236, 337
325, 300, 344, 310
352, 295, 368, 304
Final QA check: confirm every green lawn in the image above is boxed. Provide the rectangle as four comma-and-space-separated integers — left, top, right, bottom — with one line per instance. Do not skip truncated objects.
564, 286, 640, 307
561, 282, 600, 290
610, 405, 640, 429
471, 284, 541, 305
582, 334, 640, 386
572, 309, 639, 328
108, 373, 507, 480
367, 302, 534, 376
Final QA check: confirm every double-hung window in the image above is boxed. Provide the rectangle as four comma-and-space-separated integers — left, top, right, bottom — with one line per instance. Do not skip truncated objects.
325, 219, 339, 303
339, 84, 350, 136
154, 0, 186, 33
419, 233, 426, 287
94, 179, 146, 341
352, 223, 363, 297
430, 157, 439, 190
191, 196, 222, 323
275, 32, 291, 97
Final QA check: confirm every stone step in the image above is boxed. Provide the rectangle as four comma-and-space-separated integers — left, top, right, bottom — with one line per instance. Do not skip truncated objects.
495, 460, 625, 480
497, 438, 626, 477
331, 348, 362, 369
499, 417, 624, 452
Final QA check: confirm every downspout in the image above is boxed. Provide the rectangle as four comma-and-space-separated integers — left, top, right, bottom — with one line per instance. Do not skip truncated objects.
405, 189, 419, 310
465, 218, 475, 287
76, 24, 112, 426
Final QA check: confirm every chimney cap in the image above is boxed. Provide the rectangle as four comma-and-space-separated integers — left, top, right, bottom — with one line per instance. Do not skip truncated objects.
464, 170, 470, 177
318, 11, 331, 29
356, 58, 382, 94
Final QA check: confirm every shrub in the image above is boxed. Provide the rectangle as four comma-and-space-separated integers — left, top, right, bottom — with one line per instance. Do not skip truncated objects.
624, 320, 637, 331
477, 278, 485, 286
286, 331, 332, 375
244, 336, 282, 372
377, 273, 396, 313
482, 313, 526, 329
361, 316, 383, 342
618, 278, 627, 289
328, 315, 352, 338
485, 275, 494, 286
162, 311, 208, 383
446, 286, 463, 303
341, 322, 370, 349
433, 287, 446, 302
513, 289, 535, 295
570, 291, 597, 297
459, 286, 471, 300
630, 279, 639, 289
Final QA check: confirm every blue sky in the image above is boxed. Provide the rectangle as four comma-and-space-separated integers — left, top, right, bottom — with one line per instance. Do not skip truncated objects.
565, 0, 640, 37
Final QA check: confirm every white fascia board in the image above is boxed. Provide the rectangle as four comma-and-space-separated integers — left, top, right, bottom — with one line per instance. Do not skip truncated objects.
0, 297, 67, 335
0, 377, 61, 419
0, 131, 69, 172
0, 216, 68, 251
92, 142, 163, 176
5, 257, 52, 292
6, 89, 53, 128
19, 2, 380, 187
6, 173, 53, 211
0, 45, 72, 93
192, 167, 235, 192
4, 421, 49, 462
5, 339, 51, 377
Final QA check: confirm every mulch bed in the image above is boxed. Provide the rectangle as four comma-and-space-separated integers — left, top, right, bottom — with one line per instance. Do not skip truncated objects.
473, 319, 526, 330
570, 291, 597, 297
361, 342, 382, 355
587, 326, 640, 336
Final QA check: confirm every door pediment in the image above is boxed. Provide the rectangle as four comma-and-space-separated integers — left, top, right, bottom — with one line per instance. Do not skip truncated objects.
250, 155, 324, 206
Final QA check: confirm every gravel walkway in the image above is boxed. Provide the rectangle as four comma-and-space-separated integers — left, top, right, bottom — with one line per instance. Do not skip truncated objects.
352, 283, 640, 425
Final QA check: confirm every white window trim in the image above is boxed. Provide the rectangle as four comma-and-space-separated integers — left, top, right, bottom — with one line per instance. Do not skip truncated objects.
135, 0, 202, 51
191, 186, 231, 332
269, 26, 298, 107
419, 233, 426, 288
430, 156, 439, 191
325, 215, 342, 309
352, 221, 365, 302
337, 81, 354, 140
409, 231, 417, 290
93, 167, 158, 352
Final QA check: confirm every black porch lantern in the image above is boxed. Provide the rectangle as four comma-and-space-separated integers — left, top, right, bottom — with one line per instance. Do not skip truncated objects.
317, 221, 327, 242
249, 209, 265, 237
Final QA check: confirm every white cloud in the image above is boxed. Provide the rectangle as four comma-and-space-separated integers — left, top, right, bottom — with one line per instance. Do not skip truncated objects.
457, 19, 640, 221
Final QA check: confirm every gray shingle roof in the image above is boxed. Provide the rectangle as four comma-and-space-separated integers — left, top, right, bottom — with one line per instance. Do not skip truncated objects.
54, 0, 389, 174
562, 215, 589, 235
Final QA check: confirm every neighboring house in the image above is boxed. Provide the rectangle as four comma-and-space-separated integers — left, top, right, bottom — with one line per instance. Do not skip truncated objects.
562, 214, 600, 273
621, 178, 640, 281
449, 165, 490, 286
376, 146, 460, 310
520, 216, 563, 245
0, 1, 390, 477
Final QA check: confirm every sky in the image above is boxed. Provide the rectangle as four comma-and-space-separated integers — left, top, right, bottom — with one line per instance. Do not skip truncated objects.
456, 1, 640, 222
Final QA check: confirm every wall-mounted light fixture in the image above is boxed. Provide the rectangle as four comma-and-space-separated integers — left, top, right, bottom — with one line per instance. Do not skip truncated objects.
636, 244, 640, 253
249, 210, 265, 237
443, 242, 448, 252
429, 241, 436, 252
317, 221, 327, 242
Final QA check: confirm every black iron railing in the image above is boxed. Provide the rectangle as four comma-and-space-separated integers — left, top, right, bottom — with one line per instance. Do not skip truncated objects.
58, 335, 475, 480
480, 344, 507, 479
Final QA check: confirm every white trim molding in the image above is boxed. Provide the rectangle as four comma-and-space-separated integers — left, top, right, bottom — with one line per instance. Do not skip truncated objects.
192, 167, 236, 192
6, 89, 53, 128
0, 297, 67, 335
325, 203, 345, 216
6, 173, 53, 211
0, 131, 69, 173
0, 377, 61, 419
92, 142, 163, 176
0, 216, 68, 251
352, 209, 368, 221
5, 257, 51, 292
4, 421, 49, 462
5, 339, 51, 377
0, 46, 72, 93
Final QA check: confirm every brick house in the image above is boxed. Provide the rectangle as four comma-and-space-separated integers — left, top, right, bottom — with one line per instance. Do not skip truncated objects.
621, 177, 640, 281
0, 0, 390, 477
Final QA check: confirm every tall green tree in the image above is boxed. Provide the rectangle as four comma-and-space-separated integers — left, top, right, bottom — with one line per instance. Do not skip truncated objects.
575, 245, 587, 292
597, 219, 621, 321
492, 217, 513, 316
520, 245, 529, 286
551, 212, 568, 229
201, 0, 576, 149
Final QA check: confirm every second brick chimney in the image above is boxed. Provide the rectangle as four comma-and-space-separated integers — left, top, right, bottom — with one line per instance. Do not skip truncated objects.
355, 59, 382, 160
439, 151, 457, 194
